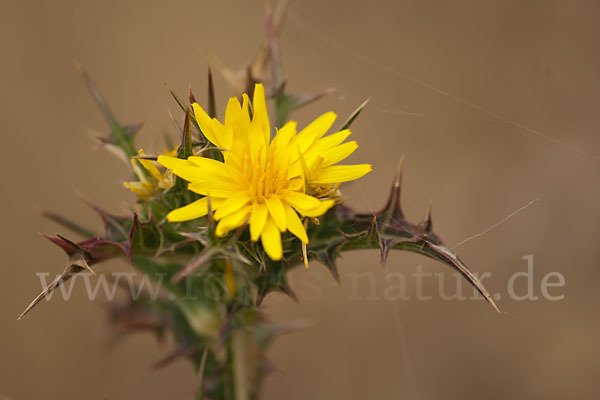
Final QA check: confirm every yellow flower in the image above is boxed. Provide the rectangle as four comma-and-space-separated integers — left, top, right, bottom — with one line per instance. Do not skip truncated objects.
158, 84, 371, 260
124, 148, 176, 198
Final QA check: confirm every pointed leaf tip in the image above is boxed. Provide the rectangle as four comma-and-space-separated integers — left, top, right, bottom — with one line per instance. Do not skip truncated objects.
379, 157, 405, 220
188, 85, 196, 104
77, 63, 116, 127
339, 97, 370, 131
394, 156, 404, 190
208, 68, 217, 118
418, 200, 433, 234
177, 107, 193, 159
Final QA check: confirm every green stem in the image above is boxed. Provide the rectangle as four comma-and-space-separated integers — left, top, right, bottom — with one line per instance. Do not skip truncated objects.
233, 330, 250, 400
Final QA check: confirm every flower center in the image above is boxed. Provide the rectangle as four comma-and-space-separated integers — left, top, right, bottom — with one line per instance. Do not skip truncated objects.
240, 143, 291, 203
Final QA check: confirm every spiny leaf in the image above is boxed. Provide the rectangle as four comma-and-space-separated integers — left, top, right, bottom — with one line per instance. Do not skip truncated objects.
40, 210, 98, 238
77, 63, 139, 158
254, 262, 297, 306
299, 158, 499, 313
78, 193, 131, 242
312, 239, 345, 282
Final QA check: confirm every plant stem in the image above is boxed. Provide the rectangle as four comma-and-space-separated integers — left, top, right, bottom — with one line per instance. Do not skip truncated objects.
233, 330, 250, 400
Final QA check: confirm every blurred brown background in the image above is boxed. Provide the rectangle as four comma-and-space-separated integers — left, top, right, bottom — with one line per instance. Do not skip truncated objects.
2, 0, 600, 399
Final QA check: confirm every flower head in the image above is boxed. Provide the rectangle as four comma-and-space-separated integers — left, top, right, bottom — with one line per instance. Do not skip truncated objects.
124, 148, 176, 198
158, 84, 371, 260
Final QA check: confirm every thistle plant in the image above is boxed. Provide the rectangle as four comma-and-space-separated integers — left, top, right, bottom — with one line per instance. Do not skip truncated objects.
19, 7, 498, 400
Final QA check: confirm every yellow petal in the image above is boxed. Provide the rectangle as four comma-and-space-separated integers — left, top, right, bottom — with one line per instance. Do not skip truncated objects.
130, 158, 148, 182
284, 204, 308, 244
187, 174, 239, 191
304, 129, 352, 159
284, 191, 321, 210
250, 202, 268, 241
265, 195, 287, 232
271, 121, 297, 150
187, 155, 228, 173
296, 199, 335, 217
252, 83, 270, 144
157, 156, 205, 183
157, 155, 197, 171
295, 111, 337, 153
289, 177, 305, 192
123, 181, 152, 198
188, 183, 237, 198
323, 141, 359, 166
224, 97, 242, 128
215, 205, 251, 237
214, 191, 251, 220
192, 103, 220, 147
136, 150, 163, 182
229, 94, 251, 143
261, 217, 283, 260
167, 197, 209, 222
210, 118, 228, 150
313, 164, 372, 184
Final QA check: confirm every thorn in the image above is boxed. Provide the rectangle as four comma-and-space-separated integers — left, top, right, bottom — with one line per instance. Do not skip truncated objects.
40, 210, 98, 238
393, 155, 404, 196
175, 107, 193, 161
76, 62, 117, 127
380, 156, 405, 220
75, 192, 130, 240
56, 234, 90, 255
316, 244, 342, 283
379, 238, 396, 270
188, 85, 196, 104
207, 67, 217, 118
245, 66, 257, 100
170, 90, 187, 113
367, 215, 380, 241
271, 79, 287, 97
418, 200, 433, 234
428, 242, 500, 313
124, 213, 140, 265
17, 274, 65, 320
256, 282, 298, 307
18, 257, 87, 320
338, 97, 370, 131
167, 109, 183, 136
279, 282, 298, 303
